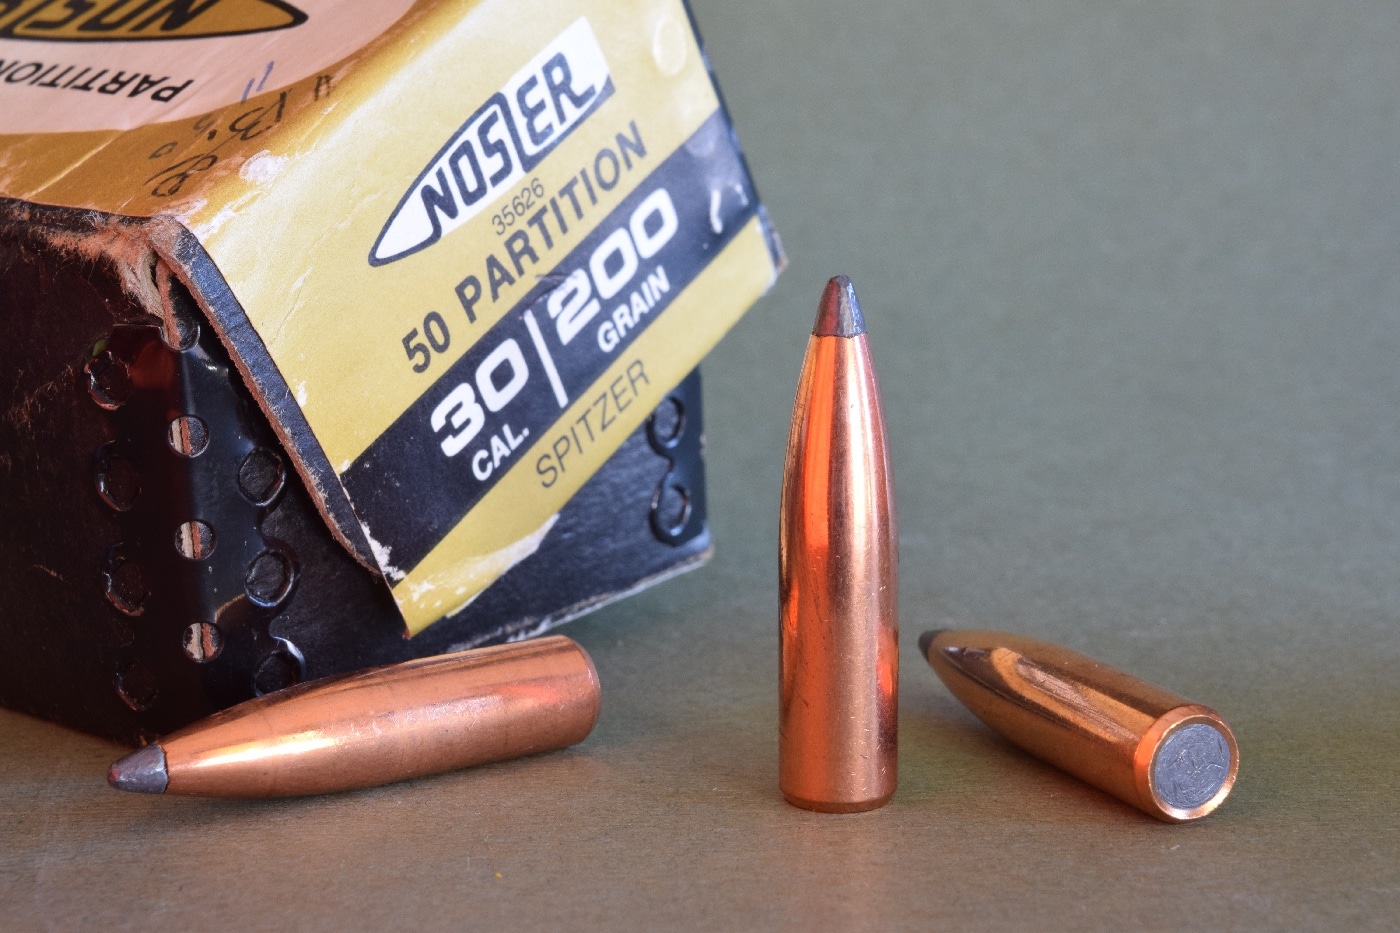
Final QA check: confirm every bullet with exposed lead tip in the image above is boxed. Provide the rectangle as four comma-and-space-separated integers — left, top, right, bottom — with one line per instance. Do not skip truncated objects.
108, 635, 600, 797
779, 275, 898, 813
919, 629, 1239, 822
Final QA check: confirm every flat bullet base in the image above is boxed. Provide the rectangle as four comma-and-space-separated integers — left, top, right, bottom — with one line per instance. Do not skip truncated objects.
782, 791, 894, 814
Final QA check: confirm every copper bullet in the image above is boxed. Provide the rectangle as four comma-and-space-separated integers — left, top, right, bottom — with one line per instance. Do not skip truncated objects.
920, 629, 1238, 822
779, 276, 898, 812
107, 635, 600, 797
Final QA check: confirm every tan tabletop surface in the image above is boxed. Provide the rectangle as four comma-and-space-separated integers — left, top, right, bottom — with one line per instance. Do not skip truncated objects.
3, 1, 1398, 929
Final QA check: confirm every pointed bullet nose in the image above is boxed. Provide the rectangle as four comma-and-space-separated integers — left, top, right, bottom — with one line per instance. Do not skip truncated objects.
107, 743, 169, 794
813, 275, 867, 337
918, 630, 943, 657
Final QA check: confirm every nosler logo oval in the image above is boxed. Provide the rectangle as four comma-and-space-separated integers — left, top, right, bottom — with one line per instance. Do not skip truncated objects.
0, 0, 414, 133
370, 18, 614, 267
0, 0, 305, 41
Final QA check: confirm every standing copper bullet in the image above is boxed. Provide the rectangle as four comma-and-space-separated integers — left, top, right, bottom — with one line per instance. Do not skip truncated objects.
779, 276, 898, 812
919, 629, 1238, 822
107, 635, 600, 797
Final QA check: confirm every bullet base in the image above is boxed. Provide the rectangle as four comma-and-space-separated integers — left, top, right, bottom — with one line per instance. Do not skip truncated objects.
782, 791, 894, 814
1138, 708, 1239, 822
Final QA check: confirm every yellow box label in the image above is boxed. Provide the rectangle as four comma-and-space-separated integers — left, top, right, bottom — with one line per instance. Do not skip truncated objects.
0, 0, 782, 635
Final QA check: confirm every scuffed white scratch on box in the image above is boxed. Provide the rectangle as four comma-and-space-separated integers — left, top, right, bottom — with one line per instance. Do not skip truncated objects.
191, 203, 243, 240
239, 151, 287, 186
407, 579, 437, 602
188, 152, 287, 239
360, 523, 405, 583
427, 512, 561, 622
171, 198, 208, 227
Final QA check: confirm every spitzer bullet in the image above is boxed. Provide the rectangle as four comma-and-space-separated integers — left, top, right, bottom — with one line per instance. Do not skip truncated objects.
779, 276, 898, 812
108, 635, 600, 797
920, 629, 1238, 822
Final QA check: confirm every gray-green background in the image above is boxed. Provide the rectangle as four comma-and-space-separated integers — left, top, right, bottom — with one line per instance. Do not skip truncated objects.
2, 1, 1396, 929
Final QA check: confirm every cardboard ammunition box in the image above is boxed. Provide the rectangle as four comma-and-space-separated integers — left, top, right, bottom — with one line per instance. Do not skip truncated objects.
0, 0, 783, 743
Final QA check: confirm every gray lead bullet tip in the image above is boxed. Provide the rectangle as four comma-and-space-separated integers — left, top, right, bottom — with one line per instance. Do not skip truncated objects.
813, 275, 866, 337
107, 743, 169, 794
917, 630, 943, 657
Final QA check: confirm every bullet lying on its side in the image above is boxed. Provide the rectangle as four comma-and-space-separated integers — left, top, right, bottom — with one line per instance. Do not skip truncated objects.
920, 629, 1238, 822
108, 635, 600, 797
